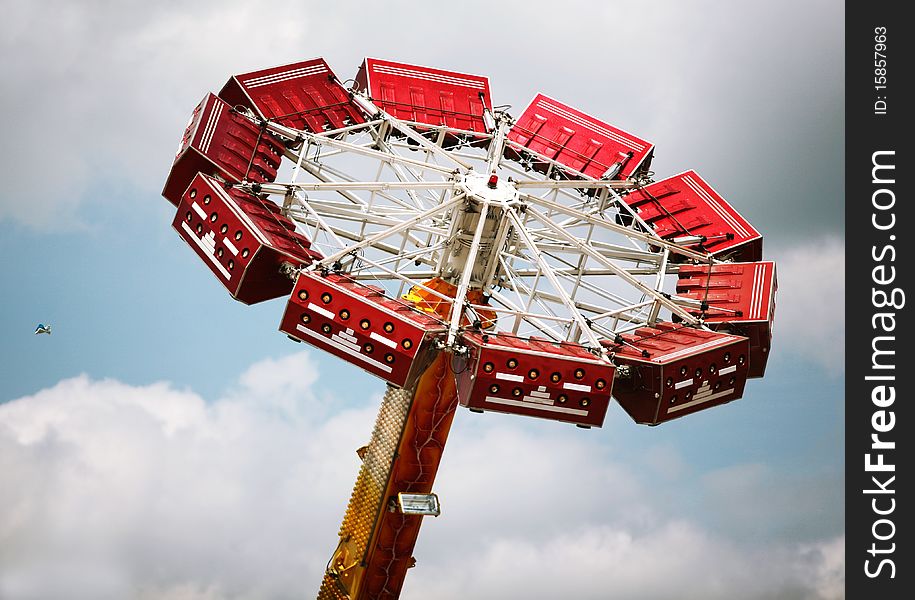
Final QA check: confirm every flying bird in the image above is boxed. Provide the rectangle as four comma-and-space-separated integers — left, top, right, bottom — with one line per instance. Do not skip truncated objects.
34, 323, 51, 335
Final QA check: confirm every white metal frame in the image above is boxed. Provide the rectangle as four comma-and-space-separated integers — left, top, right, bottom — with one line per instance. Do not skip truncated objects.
232, 92, 726, 355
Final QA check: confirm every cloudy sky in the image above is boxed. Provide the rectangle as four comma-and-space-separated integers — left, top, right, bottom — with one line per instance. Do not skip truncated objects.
1, 1, 844, 599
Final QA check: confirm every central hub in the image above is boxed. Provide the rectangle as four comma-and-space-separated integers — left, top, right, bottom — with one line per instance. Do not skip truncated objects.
458, 171, 518, 204
438, 173, 519, 289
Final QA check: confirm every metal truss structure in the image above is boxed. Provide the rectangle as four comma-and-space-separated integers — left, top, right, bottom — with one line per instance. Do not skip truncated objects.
161, 56, 778, 600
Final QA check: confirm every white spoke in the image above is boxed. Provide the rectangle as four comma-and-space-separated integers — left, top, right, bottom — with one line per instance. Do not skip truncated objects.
506, 209, 605, 351
222, 93, 746, 350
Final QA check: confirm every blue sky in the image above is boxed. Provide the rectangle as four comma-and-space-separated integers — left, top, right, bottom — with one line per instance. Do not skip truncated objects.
1, 1, 844, 598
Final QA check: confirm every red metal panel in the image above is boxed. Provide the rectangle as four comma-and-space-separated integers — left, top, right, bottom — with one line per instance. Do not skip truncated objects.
354, 58, 492, 134
456, 333, 615, 428
173, 173, 321, 304
163, 93, 284, 206
676, 261, 777, 378
606, 322, 750, 425
507, 93, 654, 180
219, 58, 366, 133
279, 273, 445, 388
622, 170, 762, 261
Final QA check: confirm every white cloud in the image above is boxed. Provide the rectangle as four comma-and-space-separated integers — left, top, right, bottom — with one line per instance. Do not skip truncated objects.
768, 236, 845, 374
1, 1, 324, 229
0, 352, 376, 599
801, 535, 846, 600
409, 525, 845, 600
1, 352, 843, 599
2, 0, 842, 235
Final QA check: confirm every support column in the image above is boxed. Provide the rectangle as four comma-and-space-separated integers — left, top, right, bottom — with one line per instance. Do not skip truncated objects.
318, 353, 459, 599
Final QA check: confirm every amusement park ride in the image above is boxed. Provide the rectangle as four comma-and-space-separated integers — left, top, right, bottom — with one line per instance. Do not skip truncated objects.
161, 56, 777, 599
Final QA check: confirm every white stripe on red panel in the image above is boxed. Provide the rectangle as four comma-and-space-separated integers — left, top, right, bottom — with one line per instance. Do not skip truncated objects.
191, 201, 207, 220
330, 331, 362, 353
652, 336, 735, 362
372, 65, 486, 89
296, 323, 393, 373
750, 263, 764, 319
536, 99, 645, 152
562, 382, 592, 392
242, 65, 327, 88
484, 396, 588, 417
682, 175, 750, 238
307, 302, 335, 319
674, 378, 694, 390
223, 237, 239, 256
521, 392, 554, 405
199, 101, 223, 154
181, 221, 231, 280
369, 331, 397, 349
667, 387, 735, 413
